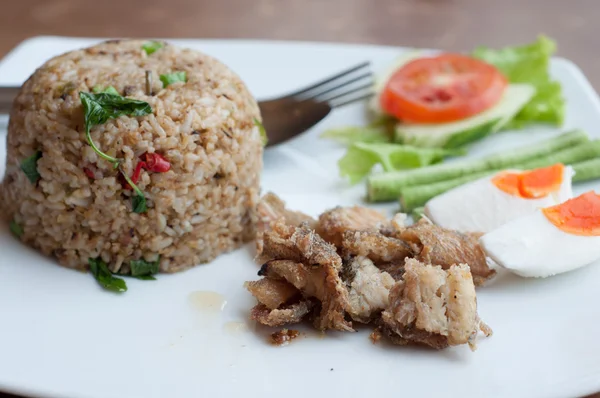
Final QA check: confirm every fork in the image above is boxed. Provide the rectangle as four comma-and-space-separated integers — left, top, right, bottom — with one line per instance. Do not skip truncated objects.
0, 62, 373, 146
258, 61, 373, 146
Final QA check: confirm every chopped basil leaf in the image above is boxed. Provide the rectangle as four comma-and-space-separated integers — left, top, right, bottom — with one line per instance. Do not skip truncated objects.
160, 72, 187, 87
130, 258, 160, 277
142, 41, 164, 55
119, 167, 147, 213
10, 220, 23, 238
92, 85, 119, 95
20, 151, 42, 184
132, 195, 147, 213
88, 258, 127, 293
79, 91, 152, 164
253, 118, 268, 146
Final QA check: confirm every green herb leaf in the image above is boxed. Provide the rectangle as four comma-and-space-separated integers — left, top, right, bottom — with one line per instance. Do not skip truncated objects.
253, 118, 268, 146
159, 71, 187, 87
92, 85, 119, 95
10, 220, 23, 238
339, 142, 464, 184
131, 195, 147, 213
142, 41, 164, 55
88, 258, 128, 293
472, 35, 565, 127
80, 92, 152, 164
119, 167, 147, 213
133, 275, 157, 280
321, 116, 395, 146
20, 151, 42, 184
130, 258, 160, 277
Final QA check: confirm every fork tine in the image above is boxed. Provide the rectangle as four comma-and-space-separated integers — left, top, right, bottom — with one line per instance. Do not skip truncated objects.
329, 90, 375, 108
316, 81, 374, 103
290, 61, 371, 98
300, 72, 373, 101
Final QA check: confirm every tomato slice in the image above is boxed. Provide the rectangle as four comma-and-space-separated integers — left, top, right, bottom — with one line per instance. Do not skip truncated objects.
380, 54, 507, 124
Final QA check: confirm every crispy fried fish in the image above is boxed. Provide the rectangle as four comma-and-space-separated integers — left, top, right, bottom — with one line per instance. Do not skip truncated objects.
317, 206, 389, 247
256, 192, 317, 255
252, 223, 352, 331
380, 258, 491, 350
399, 219, 496, 285
345, 256, 395, 323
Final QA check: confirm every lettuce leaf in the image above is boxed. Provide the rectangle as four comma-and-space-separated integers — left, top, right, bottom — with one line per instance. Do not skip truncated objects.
321, 116, 394, 145
473, 35, 565, 127
338, 142, 464, 184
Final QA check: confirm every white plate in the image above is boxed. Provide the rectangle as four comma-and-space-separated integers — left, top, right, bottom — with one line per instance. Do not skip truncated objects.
1, 36, 600, 398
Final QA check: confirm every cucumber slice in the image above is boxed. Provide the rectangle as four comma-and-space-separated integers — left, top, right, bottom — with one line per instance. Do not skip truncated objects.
394, 83, 536, 149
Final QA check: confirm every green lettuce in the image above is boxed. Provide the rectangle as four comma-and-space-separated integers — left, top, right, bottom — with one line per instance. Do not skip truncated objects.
473, 35, 565, 127
321, 116, 394, 145
338, 142, 464, 184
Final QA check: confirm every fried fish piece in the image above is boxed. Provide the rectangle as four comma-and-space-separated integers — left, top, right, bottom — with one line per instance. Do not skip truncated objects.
341, 230, 413, 265
344, 256, 395, 323
256, 192, 317, 255
380, 258, 491, 350
399, 219, 496, 285
260, 221, 343, 271
317, 206, 389, 247
244, 278, 299, 310
250, 301, 315, 327
261, 260, 353, 331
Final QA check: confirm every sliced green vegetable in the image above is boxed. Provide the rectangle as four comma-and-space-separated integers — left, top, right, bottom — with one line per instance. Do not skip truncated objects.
89, 258, 127, 293
80, 91, 152, 164
398, 139, 600, 211
367, 130, 588, 202
400, 171, 492, 211
253, 118, 268, 146
20, 151, 42, 184
572, 158, 600, 182
411, 207, 425, 222
130, 258, 160, 277
142, 41, 164, 55
338, 142, 463, 184
519, 140, 600, 170
473, 35, 564, 126
92, 85, 119, 95
394, 84, 536, 148
10, 220, 23, 238
160, 72, 187, 87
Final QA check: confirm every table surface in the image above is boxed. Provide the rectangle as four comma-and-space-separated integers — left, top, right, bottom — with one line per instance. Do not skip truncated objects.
0, 0, 598, 397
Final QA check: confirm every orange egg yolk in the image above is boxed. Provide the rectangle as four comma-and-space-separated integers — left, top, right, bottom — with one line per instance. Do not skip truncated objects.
492, 163, 564, 199
542, 191, 600, 236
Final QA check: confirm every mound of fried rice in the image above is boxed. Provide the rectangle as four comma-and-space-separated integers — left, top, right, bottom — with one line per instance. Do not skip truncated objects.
0, 39, 263, 273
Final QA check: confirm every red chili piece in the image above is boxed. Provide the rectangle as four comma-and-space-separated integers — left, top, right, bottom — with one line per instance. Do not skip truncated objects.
122, 161, 146, 190
83, 167, 95, 179
142, 152, 171, 173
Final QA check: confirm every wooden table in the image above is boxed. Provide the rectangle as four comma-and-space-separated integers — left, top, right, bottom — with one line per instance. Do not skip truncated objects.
0, 0, 598, 397
1, 0, 599, 90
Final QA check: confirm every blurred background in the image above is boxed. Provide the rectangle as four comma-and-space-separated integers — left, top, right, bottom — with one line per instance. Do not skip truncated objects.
1, 0, 598, 88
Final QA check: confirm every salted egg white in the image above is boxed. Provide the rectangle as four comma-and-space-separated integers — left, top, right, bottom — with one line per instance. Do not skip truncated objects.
424, 163, 573, 233
480, 191, 600, 278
